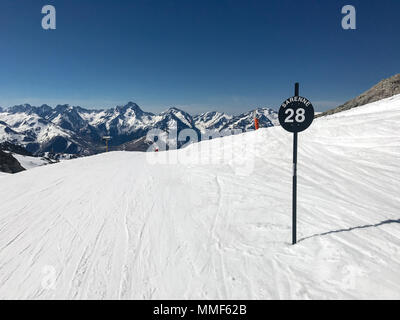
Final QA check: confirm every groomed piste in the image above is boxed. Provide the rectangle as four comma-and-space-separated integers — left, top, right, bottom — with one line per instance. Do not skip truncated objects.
0, 94, 399, 299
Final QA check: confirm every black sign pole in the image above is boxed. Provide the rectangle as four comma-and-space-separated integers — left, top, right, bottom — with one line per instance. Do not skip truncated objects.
292, 82, 299, 245
278, 83, 314, 245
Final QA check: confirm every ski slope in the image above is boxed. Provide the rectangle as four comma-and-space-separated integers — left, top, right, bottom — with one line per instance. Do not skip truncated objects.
0, 95, 400, 299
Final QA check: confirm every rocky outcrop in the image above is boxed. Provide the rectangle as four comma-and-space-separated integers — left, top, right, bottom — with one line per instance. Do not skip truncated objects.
317, 74, 400, 118
0, 142, 32, 156
0, 151, 25, 173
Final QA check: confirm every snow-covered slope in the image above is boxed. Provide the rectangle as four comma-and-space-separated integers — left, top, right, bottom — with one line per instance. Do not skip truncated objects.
0, 121, 26, 145
0, 95, 399, 299
193, 111, 233, 133
12, 153, 54, 170
0, 105, 89, 155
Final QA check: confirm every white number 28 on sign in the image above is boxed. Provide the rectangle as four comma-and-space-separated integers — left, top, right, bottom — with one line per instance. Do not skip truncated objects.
284, 108, 305, 123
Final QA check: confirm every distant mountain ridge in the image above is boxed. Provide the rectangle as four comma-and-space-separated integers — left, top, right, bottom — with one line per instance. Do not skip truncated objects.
0, 102, 278, 156
2, 74, 399, 156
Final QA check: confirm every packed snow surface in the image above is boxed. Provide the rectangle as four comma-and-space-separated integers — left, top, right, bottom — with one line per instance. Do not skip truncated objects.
0, 95, 400, 299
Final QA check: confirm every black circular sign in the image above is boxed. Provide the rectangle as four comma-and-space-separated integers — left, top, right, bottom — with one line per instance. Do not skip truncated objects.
278, 96, 314, 133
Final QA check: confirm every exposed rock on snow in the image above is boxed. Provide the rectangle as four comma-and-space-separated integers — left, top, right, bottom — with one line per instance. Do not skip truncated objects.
0, 150, 25, 173
317, 73, 400, 117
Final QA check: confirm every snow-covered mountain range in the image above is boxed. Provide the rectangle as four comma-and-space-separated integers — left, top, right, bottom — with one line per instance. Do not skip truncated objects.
0, 103, 278, 156
0, 94, 399, 299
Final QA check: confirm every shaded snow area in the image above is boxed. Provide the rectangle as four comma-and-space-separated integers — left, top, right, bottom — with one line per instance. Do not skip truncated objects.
0, 95, 399, 299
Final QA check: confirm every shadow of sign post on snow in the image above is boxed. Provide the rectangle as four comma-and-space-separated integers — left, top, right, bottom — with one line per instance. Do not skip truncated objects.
298, 218, 400, 243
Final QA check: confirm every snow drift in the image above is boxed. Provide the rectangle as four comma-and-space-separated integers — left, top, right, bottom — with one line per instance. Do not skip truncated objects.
0, 94, 400, 299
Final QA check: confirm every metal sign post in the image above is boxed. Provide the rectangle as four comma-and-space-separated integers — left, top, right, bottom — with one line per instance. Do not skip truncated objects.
292, 83, 298, 245
278, 83, 314, 245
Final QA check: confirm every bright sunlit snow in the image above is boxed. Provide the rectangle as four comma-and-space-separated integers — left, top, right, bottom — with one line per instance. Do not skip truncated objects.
0, 95, 399, 299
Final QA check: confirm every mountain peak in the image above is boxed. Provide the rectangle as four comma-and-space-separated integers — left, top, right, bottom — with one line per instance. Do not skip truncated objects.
9, 104, 34, 114
55, 104, 72, 111
126, 101, 139, 107
162, 107, 190, 116
165, 107, 182, 112
116, 102, 144, 114
197, 111, 221, 117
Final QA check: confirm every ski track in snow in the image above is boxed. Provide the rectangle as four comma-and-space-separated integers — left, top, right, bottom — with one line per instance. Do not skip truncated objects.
0, 95, 400, 299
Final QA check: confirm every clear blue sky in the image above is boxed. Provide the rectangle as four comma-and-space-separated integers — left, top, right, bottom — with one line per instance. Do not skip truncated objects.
0, 0, 399, 114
